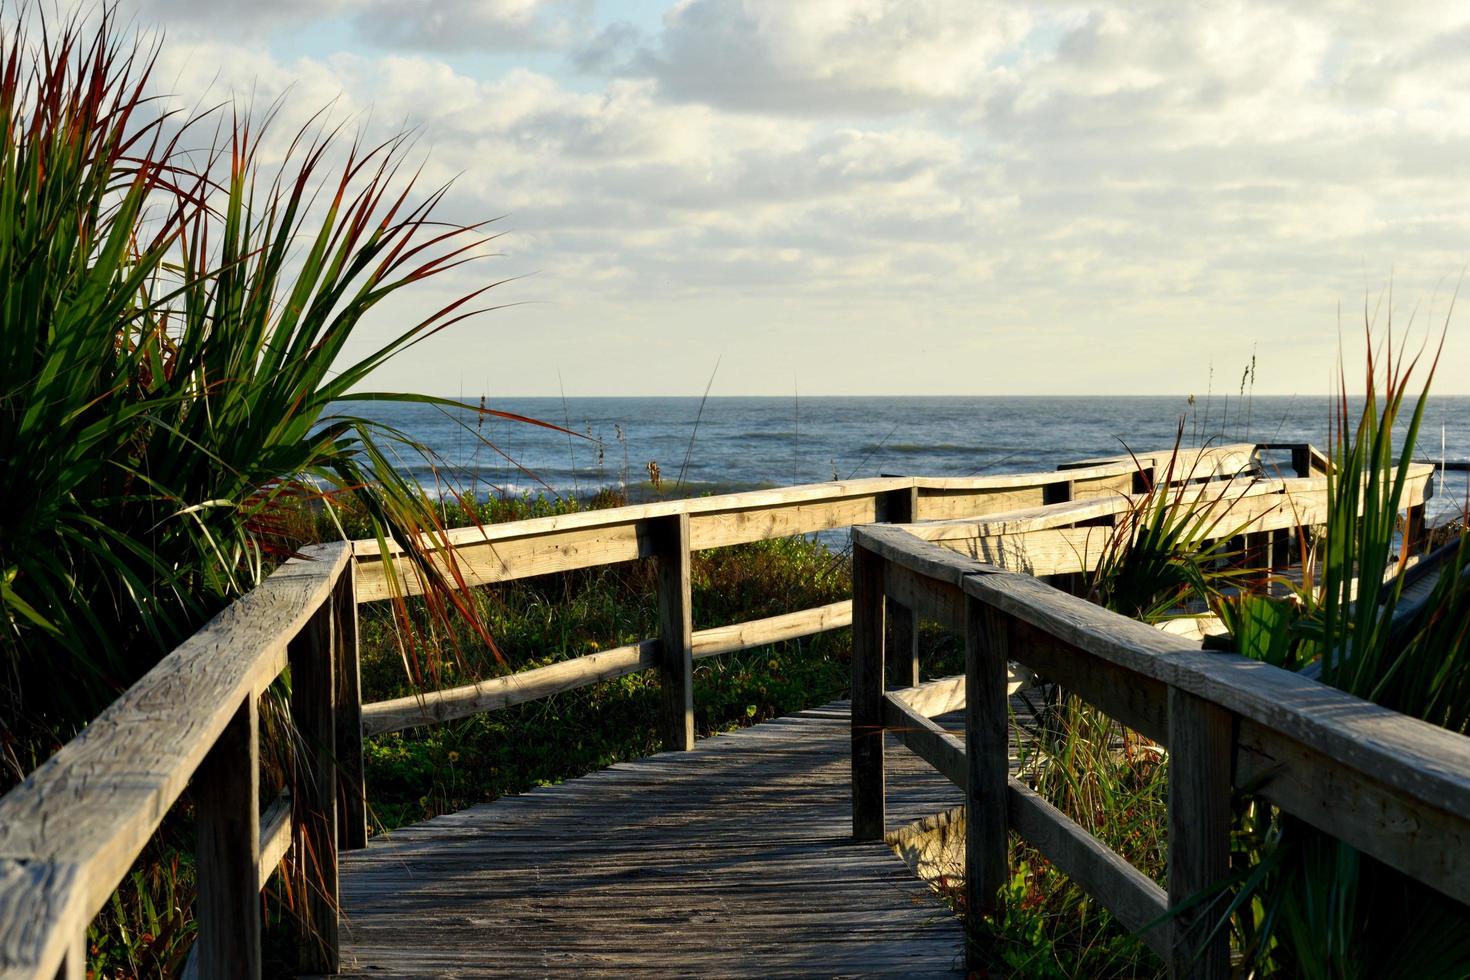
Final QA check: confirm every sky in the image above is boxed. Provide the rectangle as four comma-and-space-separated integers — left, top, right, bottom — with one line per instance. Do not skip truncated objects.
96, 1, 1470, 395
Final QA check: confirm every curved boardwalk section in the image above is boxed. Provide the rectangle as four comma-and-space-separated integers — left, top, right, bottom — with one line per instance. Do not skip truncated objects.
337, 703, 965, 977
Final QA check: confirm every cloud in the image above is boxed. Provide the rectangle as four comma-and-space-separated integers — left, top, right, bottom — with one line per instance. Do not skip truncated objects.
72, 0, 1470, 393
110, 0, 589, 50
633, 0, 1033, 115
349, 0, 593, 52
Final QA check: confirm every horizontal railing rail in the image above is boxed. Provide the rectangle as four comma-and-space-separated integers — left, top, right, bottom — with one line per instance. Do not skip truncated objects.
0, 439, 1347, 978
0, 542, 360, 979
352, 442, 1279, 740
348, 443, 1267, 602
849, 479, 1466, 978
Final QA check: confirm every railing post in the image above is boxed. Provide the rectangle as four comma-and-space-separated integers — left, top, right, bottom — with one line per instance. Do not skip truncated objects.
1244, 531, 1270, 587
290, 599, 340, 974
851, 537, 886, 840
1405, 503, 1426, 558
881, 487, 920, 689
1270, 527, 1290, 573
334, 560, 368, 850
194, 695, 262, 978
1290, 445, 1312, 478
1166, 686, 1233, 980
653, 513, 695, 752
964, 595, 1010, 942
1043, 479, 1083, 594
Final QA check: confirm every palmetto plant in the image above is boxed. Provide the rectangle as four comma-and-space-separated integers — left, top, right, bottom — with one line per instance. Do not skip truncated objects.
1087, 425, 1255, 624
1212, 321, 1470, 978
0, 9, 534, 753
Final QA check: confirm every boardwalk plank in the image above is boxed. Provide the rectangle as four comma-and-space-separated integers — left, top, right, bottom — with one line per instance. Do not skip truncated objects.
337, 702, 966, 978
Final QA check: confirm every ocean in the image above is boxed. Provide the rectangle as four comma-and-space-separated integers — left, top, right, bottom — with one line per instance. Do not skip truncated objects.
340, 395, 1470, 523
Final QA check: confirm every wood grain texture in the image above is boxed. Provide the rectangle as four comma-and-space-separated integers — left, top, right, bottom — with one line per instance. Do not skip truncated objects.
688, 494, 881, 550
258, 793, 293, 888
362, 641, 660, 735
335, 703, 965, 977
884, 560, 968, 634
193, 697, 261, 979
851, 542, 888, 841
1166, 688, 1232, 980
882, 694, 966, 788
353, 520, 653, 602
963, 568, 1470, 905
349, 443, 1321, 603
914, 487, 1043, 521
0, 860, 84, 978
290, 601, 340, 975
963, 570, 1470, 798
0, 543, 349, 952
354, 478, 911, 556
885, 668, 1037, 720
1058, 443, 1259, 480
352, 481, 904, 601
857, 524, 999, 588
891, 674, 969, 719
1233, 717, 1470, 907
334, 564, 368, 852
692, 600, 852, 659
361, 601, 856, 737
654, 513, 695, 752
964, 599, 1010, 922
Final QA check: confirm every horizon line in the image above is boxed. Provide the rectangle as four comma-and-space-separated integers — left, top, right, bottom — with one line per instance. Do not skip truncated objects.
343, 392, 1470, 400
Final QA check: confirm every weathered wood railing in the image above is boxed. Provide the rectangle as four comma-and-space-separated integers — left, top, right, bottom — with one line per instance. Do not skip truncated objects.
0, 543, 361, 979
353, 442, 1275, 739
848, 463, 1458, 979
0, 440, 1352, 977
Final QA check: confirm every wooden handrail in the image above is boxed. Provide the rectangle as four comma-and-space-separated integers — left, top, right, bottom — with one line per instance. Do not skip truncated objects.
0, 543, 356, 979
0, 439, 1328, 978
348, 443, 1266, 602
848, 465, 1466, 977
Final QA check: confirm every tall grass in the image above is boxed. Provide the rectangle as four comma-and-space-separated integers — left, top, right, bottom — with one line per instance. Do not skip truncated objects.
969, 437, 1261, 978
1212, 320, 1470, 978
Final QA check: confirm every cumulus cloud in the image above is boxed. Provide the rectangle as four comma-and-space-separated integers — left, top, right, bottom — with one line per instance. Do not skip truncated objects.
633, 0, 1033, 115
113, 0, 587, 50
349, 0, 593, 52
68, 0, 1470, 393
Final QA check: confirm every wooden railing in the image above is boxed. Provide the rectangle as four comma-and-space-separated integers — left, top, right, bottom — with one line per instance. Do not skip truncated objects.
0, 440, 1355, 978
353, 443, 1275, 738
848, 463, 1459, 978
0, 543, 360, 979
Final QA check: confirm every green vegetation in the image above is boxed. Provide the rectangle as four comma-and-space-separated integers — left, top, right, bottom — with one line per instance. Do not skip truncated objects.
1208, 335, 1470, 978
966, 359, 1470, 979
0, 9, 552, 976
344, 493, 857, 828
966, 443, 1251, 980
0, 8, 524, 751
4, 8, 1468, 980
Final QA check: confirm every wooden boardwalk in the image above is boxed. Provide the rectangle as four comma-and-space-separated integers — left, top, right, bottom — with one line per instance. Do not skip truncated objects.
336, 702, 967, 977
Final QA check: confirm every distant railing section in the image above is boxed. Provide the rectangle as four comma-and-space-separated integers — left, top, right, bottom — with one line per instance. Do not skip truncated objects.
352, 442, 1274, 736
848, 460, 1453, 978
0, 440, 1389, 978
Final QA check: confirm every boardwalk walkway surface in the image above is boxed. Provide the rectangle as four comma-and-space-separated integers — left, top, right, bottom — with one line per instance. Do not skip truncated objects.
336, 701, 967, 978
